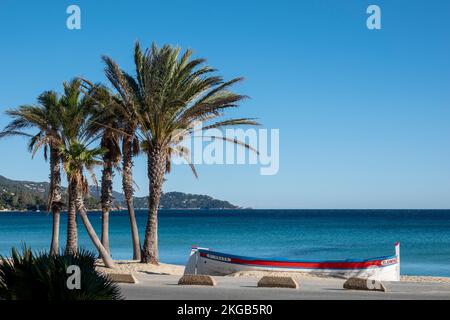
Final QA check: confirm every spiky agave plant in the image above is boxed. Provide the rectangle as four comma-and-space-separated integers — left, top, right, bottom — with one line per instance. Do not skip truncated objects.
0, 246, 122, 300
102, 42, 259, 264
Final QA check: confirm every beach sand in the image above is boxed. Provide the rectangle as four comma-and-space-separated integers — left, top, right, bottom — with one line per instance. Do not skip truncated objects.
96, 260, 185, 276
96, 260, 450, 283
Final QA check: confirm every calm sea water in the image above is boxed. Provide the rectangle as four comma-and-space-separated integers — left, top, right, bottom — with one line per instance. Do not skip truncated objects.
0, 209, 449, 276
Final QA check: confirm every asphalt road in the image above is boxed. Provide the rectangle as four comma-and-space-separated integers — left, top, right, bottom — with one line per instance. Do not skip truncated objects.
119, 274, 450, 300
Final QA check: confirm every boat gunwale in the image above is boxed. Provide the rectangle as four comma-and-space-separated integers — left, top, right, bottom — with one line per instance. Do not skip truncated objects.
197, 249, 397, 265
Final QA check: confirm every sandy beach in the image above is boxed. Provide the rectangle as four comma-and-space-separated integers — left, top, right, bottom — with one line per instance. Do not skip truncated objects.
96, 260, 450, 284
96, 260, 185, 276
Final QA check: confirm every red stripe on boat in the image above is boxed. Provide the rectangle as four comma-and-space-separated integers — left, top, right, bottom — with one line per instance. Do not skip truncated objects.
199, 252, 394, 269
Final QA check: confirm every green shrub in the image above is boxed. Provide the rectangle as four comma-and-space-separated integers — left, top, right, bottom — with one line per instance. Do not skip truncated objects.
0, 246, 122, 300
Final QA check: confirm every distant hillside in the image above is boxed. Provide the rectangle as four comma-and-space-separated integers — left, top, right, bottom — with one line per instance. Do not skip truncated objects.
0, 175, 49, 210
0, 175, 239, 211
134, 192, 239, 209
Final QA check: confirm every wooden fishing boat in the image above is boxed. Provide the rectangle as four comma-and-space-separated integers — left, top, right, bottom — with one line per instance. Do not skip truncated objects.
184, 242, 400, 281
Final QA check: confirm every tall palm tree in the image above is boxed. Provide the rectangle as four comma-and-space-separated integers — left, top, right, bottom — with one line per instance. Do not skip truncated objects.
86, 85, 122, 254
0, 92, 64, 256
58, 79, 115, 268
58, 80, 93, 255
59, 140, 115, 268
99, 58, 143, 260
104, 42, 259, 264
119, 119, 141, 260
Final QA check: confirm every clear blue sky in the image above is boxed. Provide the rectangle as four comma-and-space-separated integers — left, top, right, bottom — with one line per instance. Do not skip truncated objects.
1, 0, 450, 209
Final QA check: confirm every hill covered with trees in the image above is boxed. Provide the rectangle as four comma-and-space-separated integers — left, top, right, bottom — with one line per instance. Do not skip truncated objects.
0, 175, 239, 211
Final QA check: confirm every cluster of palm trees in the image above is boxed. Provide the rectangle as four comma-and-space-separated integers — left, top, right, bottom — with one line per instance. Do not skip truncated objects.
0, 42, 258, 268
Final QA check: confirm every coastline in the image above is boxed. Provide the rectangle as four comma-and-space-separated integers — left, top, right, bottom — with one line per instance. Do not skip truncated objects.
0, 207, 246, 213
95, 260, 450, 284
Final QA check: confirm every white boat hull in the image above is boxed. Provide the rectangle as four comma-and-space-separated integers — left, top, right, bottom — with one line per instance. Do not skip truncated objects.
185, 243, 401, 281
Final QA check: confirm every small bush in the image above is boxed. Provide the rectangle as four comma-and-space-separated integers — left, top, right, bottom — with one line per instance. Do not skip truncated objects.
0, 246, 122, 300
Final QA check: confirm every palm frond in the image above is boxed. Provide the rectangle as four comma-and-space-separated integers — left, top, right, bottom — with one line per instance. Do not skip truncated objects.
200, 135, 259, 154
104, 42, 259, 182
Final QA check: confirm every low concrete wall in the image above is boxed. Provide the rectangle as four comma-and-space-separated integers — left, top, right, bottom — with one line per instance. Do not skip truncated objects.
178, 274, 217, 286
257, 276, 299, 289
343, 278, 386, 292
107, 273, 137, 284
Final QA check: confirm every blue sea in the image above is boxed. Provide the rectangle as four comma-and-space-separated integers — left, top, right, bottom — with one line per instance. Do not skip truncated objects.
1, 209, 450, 277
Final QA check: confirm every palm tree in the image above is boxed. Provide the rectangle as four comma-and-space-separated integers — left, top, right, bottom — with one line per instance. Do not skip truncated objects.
103, 42, 259, 264
59, 140, 115, 268
58, 79, 115, 268
86, 85, 122, 254
99, 58, 143, 260
119, 121, 142, 261
0, 92, 64, 256
57, 80, 93, 255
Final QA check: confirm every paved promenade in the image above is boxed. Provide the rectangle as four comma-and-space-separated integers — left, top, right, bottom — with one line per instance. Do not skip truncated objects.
119, 273, 450, 300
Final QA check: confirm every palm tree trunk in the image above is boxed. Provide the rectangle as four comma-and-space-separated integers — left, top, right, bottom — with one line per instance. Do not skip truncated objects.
75, 188, 115, 269
101, 209, 110, 253
141, 145, 166, 264
50, 209, 60, 255
49, 146, 62, 256
66, 178, 78, 255
122, 137, 141, 260
100, 157, 113, 254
